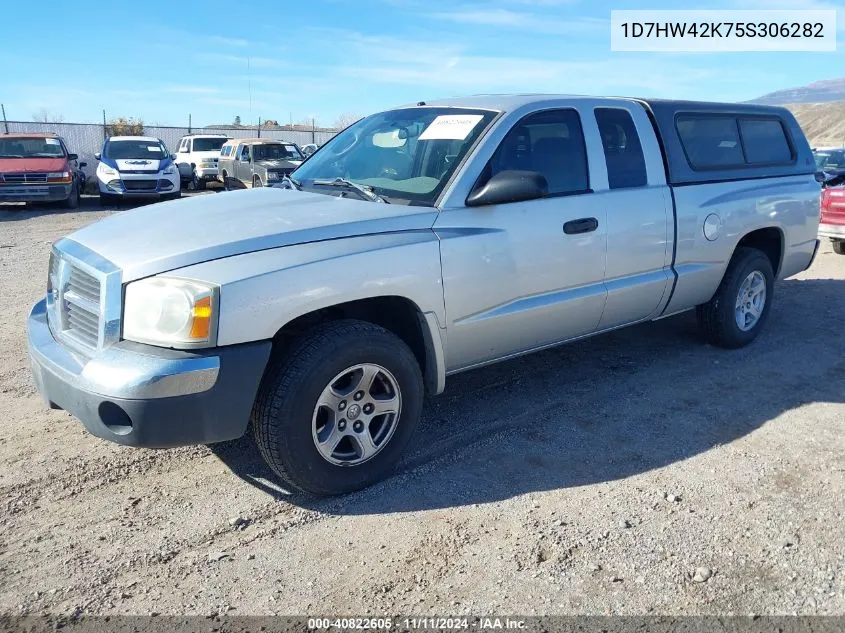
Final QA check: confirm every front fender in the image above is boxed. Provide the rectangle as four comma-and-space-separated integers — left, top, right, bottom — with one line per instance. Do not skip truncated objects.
170, 229, 446, 350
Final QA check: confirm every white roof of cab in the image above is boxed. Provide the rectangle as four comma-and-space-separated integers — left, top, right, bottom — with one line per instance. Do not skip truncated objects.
108, 136, 162, 142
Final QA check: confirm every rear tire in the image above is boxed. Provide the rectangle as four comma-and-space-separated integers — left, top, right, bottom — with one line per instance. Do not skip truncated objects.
252, 319, 424, 496
696, 247, 774, 349
833, 239, 845, 255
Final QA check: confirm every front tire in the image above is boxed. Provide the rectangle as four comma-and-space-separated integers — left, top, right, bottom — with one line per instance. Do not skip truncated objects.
252, 320, 424, 496
833, 239, 845, 255
696, 247, 774, 349
60, 182, 79, 209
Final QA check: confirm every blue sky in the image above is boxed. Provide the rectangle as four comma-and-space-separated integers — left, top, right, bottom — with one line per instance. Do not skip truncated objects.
1, 0, 843, 128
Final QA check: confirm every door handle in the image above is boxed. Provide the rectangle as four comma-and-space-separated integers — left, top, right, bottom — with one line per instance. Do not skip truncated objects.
563, 217, 599, 235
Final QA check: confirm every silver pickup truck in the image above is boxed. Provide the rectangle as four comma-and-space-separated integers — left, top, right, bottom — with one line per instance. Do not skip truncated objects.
27, 95, 820, 495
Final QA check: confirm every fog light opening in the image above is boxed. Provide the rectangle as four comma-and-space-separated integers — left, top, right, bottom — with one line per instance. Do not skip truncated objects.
98, 401, 133, 435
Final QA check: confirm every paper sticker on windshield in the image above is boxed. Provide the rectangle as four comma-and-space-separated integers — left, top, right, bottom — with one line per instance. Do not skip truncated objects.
148, 146, 162, 152
45, 138, 60, 145
419, 115, 484, 141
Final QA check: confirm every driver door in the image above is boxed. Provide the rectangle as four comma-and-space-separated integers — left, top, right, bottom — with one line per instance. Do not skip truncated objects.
434, 108, 608, 372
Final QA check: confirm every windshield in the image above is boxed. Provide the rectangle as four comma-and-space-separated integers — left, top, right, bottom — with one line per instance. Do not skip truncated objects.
292, 107, 498, 205
0, 137, 65, 158
254, 143, 303, 161
815, 150, 845, 170
105, 140, 167, 160
192, 137, 228, 152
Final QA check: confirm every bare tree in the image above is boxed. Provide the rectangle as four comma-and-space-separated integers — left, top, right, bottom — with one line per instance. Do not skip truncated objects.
333, 112, 363, 130
31, 108, 65, 123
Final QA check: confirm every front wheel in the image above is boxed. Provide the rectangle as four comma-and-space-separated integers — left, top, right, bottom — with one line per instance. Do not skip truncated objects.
252, 320, 424, 496
60, 181, 79, 209
696, 246, 774, 349
833, 239, 845, 255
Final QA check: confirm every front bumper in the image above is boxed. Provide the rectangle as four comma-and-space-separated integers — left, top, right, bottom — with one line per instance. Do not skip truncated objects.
0, 183, 72, 203
195, 167, 218, 179
27, 299, 271, 448
818, 222, 845, 239
98, 173, 180, 197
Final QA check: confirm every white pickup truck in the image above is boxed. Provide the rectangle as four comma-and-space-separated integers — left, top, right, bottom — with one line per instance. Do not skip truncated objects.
27, 95, 820, 495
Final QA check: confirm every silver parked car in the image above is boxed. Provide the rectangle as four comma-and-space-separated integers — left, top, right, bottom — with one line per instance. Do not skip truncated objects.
28, 95, 820, 495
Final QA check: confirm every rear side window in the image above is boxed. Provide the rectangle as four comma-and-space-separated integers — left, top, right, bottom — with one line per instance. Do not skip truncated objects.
739, 118, 793, 164
221, 145, 232, 157
677, 116, 744, 169
595, 108, 647, 189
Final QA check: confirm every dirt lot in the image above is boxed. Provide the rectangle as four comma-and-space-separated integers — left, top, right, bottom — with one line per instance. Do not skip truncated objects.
0, 195, 843, 617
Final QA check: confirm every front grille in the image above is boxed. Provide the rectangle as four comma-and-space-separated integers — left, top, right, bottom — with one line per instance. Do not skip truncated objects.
120, 170, 157, 175
68, 266, 101, 304
48, 253, 104, 352
123, 179, 157, 191
3, 172, 48, 183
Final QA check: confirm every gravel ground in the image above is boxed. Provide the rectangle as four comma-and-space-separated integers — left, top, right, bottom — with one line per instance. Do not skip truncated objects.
0, 195, 843, 617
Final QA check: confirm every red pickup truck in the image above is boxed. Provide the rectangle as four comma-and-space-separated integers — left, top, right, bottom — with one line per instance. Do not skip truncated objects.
0, 133, 85, 208
820, 184, 845, 254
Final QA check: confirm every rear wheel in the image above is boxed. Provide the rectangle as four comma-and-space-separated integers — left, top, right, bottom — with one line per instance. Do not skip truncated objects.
252, 320, 424, 496
696, 247, 774, 349
833, 239, 845, 255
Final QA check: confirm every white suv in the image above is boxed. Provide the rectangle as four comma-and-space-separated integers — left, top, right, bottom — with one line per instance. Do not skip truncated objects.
173, 134, 230, 190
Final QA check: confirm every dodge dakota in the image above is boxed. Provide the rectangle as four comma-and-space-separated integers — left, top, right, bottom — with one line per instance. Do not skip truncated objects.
27, 95, 821, 495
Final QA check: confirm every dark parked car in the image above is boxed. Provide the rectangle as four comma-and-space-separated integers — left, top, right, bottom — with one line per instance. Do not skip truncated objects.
218, 138, 304, 189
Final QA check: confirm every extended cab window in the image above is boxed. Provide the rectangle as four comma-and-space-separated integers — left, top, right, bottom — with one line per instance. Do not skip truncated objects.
595, 108, 647, 189
739, 118, 793, 164
490, 109, 589, 196
676, 116, 744, 169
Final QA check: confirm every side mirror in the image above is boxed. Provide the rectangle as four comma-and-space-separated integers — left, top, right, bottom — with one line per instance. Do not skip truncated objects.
466, 170, 548, 207
815, 170, 828, 183
94, 152, 101, 161
67, 153, 78, 161
79, 161, 88, 167
171, 154, 178, 160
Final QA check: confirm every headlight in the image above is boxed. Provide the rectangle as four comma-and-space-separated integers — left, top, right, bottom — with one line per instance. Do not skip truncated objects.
123, 277, 218, 347
47, 171, 72, 183
162, 166, 177, 175
267, 171, 279, 180
100, 165, 118, 177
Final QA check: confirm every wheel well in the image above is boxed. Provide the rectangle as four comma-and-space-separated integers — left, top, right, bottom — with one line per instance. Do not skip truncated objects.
736, 227, 783, 276
270, 297, 432, 391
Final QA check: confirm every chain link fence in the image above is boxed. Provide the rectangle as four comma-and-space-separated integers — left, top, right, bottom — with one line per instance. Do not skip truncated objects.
3, 120, 338, 179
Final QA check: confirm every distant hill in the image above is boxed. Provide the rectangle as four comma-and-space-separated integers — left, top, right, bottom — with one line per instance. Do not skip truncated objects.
751, 77, 845, 106
784, 102, 845, 147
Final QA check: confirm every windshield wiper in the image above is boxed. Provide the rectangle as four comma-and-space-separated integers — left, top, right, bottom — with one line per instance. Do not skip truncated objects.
312, 177, 388, 203
281, 175, 301, 190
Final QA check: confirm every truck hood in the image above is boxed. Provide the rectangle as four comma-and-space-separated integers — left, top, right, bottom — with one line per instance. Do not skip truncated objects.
67, 187, 438, 281
0, 157, 67, 173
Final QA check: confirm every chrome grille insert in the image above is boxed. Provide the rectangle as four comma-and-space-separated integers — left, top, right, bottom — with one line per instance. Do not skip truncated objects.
46, 240, 122, 356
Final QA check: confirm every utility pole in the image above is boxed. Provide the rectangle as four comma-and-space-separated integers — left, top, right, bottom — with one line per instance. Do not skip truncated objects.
312, 117, 316, 144
188, 113, 192, 135
257, 117, 261, 138
102, 109, 107, 140
1, 103, 8, 133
